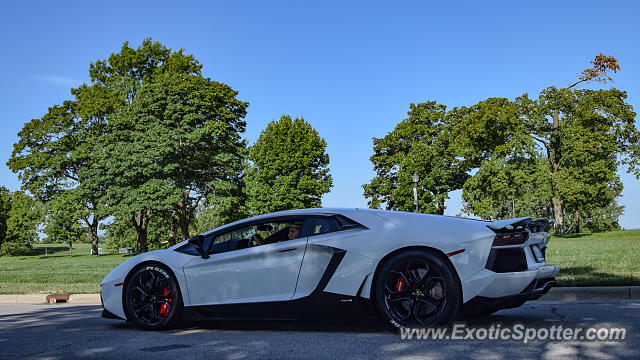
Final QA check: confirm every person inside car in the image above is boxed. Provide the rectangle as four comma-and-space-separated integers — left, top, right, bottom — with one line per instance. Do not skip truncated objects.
287, 224, 301, 240
251, 223, 301, 246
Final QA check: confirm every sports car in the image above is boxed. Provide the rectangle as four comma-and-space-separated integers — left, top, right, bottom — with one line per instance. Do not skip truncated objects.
100, 208, 560, 330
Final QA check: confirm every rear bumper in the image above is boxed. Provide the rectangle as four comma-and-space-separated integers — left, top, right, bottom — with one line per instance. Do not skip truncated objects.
463, 276, 556, 316
462, 263, 560, 301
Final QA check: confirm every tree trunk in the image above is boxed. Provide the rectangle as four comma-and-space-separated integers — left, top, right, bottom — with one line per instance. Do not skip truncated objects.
549, 109, 565, 234
69, 243, 73, 256
133, 210, 151, 253
552, 196, 564, 234
90, 221, 99, 255
136, 228, 148, 253
176, 196, 193, 240
436, 198, 445, 215
575, 208, 580, 233
177, 211, 190, 240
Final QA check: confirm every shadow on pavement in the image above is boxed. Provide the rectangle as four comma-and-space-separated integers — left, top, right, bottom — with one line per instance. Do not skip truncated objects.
1, 303, 638, 360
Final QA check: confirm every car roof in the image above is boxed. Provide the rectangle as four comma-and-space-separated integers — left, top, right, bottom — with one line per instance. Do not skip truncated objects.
199, 208, 360, 236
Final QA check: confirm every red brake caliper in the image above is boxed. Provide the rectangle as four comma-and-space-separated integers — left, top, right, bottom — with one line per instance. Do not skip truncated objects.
158, 287, 171, 316
395, 277, 406, 293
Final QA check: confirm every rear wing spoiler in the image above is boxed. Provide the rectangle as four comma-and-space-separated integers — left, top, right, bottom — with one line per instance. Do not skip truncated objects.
488, 217, 552, 233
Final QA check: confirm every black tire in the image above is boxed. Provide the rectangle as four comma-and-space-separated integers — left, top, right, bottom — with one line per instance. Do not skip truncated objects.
373, 250, 461, 330
124, 264, 183, 330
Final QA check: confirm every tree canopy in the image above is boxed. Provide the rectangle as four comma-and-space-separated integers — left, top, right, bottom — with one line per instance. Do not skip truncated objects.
245, 115, 332, 215
8, 38, 203, 253
98, 72, 248, 251
364, 54, 639, 233
363, 102, 469, 214
0, 190, 41, 256
43, 195, 86, 256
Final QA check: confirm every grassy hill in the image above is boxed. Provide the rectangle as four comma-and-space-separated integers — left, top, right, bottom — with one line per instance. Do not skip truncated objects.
0, 244, 131, 294
545, 230, 640, 286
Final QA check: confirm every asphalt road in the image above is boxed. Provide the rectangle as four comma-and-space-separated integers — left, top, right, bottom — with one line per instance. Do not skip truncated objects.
1, 301, 638, 360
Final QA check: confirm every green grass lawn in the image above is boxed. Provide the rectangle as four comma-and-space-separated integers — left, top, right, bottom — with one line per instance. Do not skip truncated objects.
1, 230, 639, 294
0, 243, 131, 294
546, 230, 640, 286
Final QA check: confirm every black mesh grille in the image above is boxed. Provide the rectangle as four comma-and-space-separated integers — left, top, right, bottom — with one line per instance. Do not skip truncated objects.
486, 248, 528, 273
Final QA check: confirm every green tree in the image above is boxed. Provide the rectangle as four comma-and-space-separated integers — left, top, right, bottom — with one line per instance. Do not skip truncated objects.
8, 38, 200, 254
462, 155, 552, 220
2, 191, 41, 256
193, 188, 248, 234
366, 55, 638, 232
98, 72, 248, 252
516, 86, 636, 233
0, 187, 11, 256
43, 194, 87, 256
363, 102, 470, 213
245, 116, 332, 215
458, 97, 553, 220
8, 99, 109, 255
582, 200, 624, 232
461, 88, 634, 229
515, 54, 638, 233
105, 213, 175, 253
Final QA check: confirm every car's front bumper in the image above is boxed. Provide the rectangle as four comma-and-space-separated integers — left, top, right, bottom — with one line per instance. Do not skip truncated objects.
100, 280, 126, 320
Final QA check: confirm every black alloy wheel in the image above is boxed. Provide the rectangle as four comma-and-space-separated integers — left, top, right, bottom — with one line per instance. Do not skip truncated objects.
374, 250, 461, 330
124, 264, 183, 330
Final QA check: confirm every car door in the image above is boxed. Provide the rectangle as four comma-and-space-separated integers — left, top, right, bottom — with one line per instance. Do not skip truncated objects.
292, 215, 373, 299
182, 219, 308, 306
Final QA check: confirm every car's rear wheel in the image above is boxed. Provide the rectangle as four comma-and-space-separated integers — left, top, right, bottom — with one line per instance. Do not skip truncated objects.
124, 264, 183, 330
373, 250, 461, 330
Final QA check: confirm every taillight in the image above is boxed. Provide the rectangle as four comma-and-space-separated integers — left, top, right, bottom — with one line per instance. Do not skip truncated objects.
492, 231, 529, 246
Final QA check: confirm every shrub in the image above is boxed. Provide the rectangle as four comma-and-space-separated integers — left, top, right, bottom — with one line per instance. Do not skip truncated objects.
2, 242, 33, 256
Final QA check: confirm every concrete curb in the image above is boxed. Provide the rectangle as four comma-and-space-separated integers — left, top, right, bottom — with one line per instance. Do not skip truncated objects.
537, 286, 640, 301
0, 294, 101, 305
1, 287, 639, 305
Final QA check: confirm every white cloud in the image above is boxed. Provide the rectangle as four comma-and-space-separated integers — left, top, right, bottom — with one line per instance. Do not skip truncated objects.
35, 74, 84, 88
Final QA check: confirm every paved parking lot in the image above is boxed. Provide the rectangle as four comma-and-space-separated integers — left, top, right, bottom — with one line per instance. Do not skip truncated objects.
1, 300, 638, 360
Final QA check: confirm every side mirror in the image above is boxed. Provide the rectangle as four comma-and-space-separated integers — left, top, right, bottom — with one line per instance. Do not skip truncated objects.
188, 235, 210, 259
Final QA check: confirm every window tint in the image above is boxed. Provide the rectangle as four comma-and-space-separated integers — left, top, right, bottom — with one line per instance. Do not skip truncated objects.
209, 219, 304, 254
302, 216, 366, 238
213, 226, 253, 245
335, 215, 364, 229
310, 217, 339, 235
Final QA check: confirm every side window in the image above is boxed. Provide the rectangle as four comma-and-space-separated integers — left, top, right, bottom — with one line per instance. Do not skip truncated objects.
256, 220, 304, 244
335, 215, 366, 230
213, 226, 253, 245
209, 219, 305, 254
301, 217, 339, 237
302, 215, 366, 238
209, 225, 255, 254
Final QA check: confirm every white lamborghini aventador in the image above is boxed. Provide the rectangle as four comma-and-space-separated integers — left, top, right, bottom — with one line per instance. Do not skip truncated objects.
100, 208, 560, 330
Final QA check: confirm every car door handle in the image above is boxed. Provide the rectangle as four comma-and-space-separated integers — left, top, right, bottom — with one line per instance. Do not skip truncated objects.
277, 248, 297, 254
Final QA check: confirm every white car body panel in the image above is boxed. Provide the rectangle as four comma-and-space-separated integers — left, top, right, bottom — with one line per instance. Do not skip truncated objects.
101, 208, 559, 321
182, 237, 307, 306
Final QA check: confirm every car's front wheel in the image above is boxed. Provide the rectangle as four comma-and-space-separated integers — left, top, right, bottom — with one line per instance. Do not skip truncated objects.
373, 250, 461, 330
124, 264, 183, 330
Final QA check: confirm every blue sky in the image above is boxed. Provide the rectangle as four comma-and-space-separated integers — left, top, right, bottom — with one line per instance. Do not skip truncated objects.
1, 0, 639, 228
